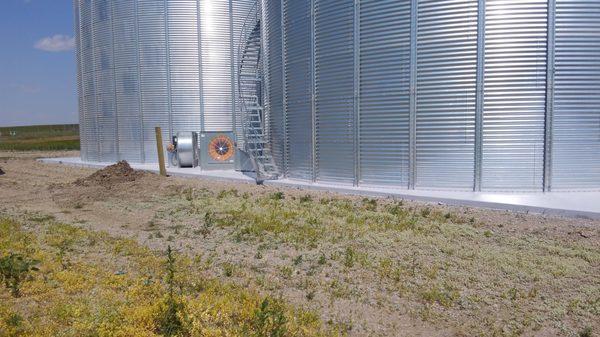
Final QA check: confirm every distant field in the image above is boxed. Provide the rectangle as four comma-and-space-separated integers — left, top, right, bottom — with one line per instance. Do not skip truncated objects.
0, 124, 79, 151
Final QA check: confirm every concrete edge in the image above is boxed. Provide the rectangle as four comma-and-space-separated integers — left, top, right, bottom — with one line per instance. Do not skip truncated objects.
264, 180, 600, 220
37, 157, 600, 220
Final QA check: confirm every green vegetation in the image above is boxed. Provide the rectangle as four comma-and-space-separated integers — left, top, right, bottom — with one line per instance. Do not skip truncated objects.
0, 217, 335, 337
0, 124, 79, 151
146, 187, 600, 336
0, 253, 40, 297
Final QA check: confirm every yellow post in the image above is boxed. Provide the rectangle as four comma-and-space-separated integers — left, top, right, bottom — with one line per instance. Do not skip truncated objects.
155, 127, 167, 177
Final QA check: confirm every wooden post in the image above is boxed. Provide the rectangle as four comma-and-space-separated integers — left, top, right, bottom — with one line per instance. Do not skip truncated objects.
155, 127, 167, 177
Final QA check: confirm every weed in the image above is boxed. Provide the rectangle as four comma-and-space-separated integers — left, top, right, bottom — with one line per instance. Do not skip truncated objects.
255, 250, 263, 259
362, 198, 378, 211
251, 298, 288, 337
420, 283, 460, 308
280, 266, 293, 279
269, 191, 285, 200
29, 214, 55, 223
579, 327, 593, 337
0, 253, 39, 297
4, 312, 23, 329
318, 254, 327, 265
484, 230, 493, 238
157, 246, 185, 337
293, 255, 303, 266
222, 262, 236, 277
343, 247, 355, 268
420, 208, 431, 218
300, 195, 313, 203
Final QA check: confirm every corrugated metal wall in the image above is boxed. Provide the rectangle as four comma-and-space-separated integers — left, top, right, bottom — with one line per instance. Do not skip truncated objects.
262, 0, 285, 169
78, 0, 600, 191
314, 0, 355, 184
553, 0, 600, 190
76, 0, 253, 163
482, 0, 547, 191
416, 0, 477, 189
358, 0, 411, 187
137, 0, 169, 162
200, 0, 233, 132
113, 0, 143, 163
265, 0, 600, 191
283, 0, 313, 180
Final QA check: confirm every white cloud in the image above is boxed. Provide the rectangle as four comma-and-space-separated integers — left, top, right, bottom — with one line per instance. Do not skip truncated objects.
34, 35, 75, 52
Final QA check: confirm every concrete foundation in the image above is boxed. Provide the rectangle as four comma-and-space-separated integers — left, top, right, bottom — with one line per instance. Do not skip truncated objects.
39, 157, 600, 220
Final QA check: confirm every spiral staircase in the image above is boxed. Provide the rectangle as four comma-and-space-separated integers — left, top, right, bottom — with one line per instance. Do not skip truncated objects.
237, 2, 280, 183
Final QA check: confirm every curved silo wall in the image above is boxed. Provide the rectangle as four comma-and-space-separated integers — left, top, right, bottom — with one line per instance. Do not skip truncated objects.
74, 0, 254, 163
263, 0, 600, 191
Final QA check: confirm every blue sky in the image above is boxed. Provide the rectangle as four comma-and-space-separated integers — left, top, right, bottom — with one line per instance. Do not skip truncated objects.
0, 0, 77, 127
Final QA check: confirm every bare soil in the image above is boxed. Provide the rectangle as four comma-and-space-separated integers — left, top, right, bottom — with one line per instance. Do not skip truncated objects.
0, 150, 598, 337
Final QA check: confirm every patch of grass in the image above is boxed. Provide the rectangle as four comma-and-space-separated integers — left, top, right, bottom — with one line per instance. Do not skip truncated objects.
0, 217, 336, 336
0, 124, 79, 151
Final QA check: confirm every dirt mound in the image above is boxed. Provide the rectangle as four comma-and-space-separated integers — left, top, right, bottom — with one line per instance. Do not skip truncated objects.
74, 161, 146, 188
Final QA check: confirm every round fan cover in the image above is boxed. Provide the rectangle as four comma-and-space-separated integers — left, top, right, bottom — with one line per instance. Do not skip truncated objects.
208, 135, 235, 161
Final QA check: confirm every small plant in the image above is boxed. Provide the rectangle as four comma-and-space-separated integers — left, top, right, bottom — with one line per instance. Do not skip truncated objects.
293, 255, 303, 266
280, 266, 293, 279
579, 327, 593, 337
484, 230, 493, 238
204, 211, 214, 227
420, 208, 431, 218
157, 246, 185, 337
299, 195, 312, 203
0, 253, 40, 297
222, 262, 236, 277
362, 198, 377, 211
343, 247, 355, 268
251, 298, 288, 337
269, 191, 285, 200
318, 253, 327, 265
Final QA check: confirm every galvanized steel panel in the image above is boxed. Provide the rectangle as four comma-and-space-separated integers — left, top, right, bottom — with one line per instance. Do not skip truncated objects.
200, 0, 233, 132
283, 0, 313, 180
416, 0, 478, 189
482, 0, 547, 191
262, 0, 285, 170
553, 0, 600, 190
168, 0, 201, 134
92, 0, 117, 162
138, 0, 170, 162
113, 0, 143, 162
359, 0, 411, 187
314, 0, 355, 184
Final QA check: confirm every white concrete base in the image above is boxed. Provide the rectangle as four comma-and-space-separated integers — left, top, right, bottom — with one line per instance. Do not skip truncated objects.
39, 157, 600, 220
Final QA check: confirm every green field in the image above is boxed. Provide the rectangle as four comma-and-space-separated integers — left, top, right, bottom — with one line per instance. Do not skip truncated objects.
0, 124, 79, 151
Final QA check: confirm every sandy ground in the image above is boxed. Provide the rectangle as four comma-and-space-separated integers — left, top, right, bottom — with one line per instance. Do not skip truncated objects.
0, 150, 598, 337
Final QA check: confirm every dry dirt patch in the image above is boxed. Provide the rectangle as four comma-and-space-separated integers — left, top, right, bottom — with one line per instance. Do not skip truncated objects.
73, 160, 146, 187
